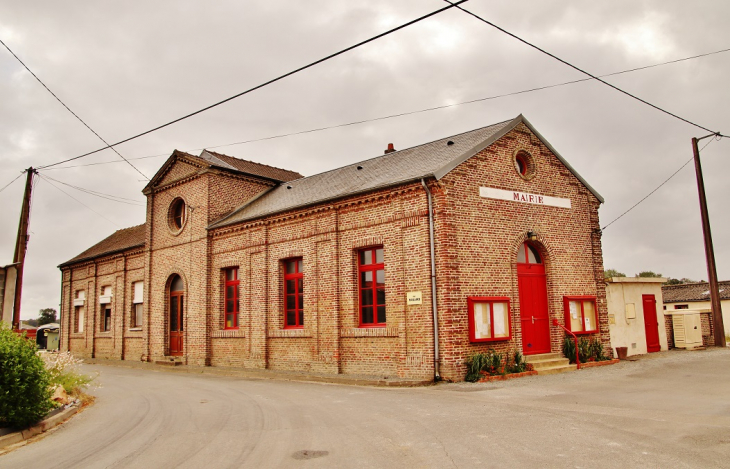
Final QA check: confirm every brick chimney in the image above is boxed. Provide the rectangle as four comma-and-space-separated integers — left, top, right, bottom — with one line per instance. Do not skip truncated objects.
384, 143, 396, 154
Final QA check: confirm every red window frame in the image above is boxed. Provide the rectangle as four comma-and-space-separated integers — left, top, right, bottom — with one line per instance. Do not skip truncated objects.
515, 153, 527, 175
563, 296, 598, 334
358, 247, 385, 327
284, 259, 304, 328
224, 268, 239, 329
467, 297, 512, 343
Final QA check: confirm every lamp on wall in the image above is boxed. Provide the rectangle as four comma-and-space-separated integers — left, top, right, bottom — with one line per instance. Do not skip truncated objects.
527, 230, 538, 241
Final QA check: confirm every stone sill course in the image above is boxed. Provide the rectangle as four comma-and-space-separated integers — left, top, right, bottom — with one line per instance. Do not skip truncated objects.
0, 402, 81, 451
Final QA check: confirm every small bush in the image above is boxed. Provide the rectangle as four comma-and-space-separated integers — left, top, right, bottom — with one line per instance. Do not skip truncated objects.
0, 323, 53, 428
563, 335, 609, 363
562, 336, 576, 364
505, 350, 528, 374
464, 350, 504, 382
41, 351, 95, 395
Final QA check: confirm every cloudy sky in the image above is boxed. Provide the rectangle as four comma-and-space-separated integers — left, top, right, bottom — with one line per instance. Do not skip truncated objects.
1, 0, 728, 320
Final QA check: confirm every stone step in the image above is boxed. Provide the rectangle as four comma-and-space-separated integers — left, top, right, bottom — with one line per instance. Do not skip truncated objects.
526, 352, 564, 361
528, 358, 571, 370
535, 364, 577, 375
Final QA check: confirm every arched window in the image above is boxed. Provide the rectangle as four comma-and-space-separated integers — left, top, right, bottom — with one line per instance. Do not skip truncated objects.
169, 275, 185, 356
170, 275, 184, 293
517, 242, 541, 264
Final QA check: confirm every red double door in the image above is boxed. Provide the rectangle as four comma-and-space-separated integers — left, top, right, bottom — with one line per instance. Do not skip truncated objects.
517, 263, 551, 355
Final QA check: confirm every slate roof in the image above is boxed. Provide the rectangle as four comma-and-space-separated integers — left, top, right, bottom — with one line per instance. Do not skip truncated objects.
202, 150, 303, 182
209, 114, 602, 229
662, 281, 730, 303
60, 224, 146, 267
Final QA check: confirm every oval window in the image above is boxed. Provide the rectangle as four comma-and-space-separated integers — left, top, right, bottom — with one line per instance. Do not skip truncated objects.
513, 150, 535, 179
168, 198, 186, 232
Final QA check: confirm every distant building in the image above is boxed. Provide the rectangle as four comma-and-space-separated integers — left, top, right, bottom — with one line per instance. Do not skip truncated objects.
59, 115, 609, 381
662, 281, 730, 342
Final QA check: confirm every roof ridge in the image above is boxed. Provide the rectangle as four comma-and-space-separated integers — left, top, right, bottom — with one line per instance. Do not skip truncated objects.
204, 149, 302, 176
276, 118, 516, 186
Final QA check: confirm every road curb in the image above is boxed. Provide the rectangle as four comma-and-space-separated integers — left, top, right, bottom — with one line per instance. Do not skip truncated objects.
84, 358, 434, 387
0, 404, 80, 450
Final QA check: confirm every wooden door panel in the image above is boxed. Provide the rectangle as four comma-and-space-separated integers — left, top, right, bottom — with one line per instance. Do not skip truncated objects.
518, 264, 551, 355
642, 294, 660, 353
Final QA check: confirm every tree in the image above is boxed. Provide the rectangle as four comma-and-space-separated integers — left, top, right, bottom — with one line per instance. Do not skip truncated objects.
636, 271, 663, 278
37, 308, 57, 326
666, 277, 698, 285
604, 268, 626, 279
22, 318, 38, 327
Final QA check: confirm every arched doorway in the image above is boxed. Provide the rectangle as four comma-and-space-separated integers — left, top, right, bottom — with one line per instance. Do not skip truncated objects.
169, 275, 184, 356
517, 242, 551, 355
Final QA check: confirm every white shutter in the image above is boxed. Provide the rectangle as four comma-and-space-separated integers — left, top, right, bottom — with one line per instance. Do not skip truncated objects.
133, 281, 144, 304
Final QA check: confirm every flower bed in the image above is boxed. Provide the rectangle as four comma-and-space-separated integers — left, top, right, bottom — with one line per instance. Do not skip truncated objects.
477, 370, 538, 382
579, 358, 619, 368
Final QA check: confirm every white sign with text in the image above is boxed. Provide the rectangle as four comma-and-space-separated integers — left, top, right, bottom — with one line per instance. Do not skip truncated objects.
479, 187, 571, 209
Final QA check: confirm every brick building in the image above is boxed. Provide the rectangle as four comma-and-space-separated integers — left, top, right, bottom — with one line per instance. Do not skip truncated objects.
59, 115, 609, 381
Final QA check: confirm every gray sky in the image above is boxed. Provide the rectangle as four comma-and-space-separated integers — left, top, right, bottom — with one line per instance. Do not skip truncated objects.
1, 1, 728, 320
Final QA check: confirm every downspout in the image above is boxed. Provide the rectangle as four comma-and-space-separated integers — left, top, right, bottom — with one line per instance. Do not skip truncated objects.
421, 178, 440, 381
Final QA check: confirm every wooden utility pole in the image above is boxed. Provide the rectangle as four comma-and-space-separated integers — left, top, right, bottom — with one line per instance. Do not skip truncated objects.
691, 137, 726, 347
12, 167, 35, 329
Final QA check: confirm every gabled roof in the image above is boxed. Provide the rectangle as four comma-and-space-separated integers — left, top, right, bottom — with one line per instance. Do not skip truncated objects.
210, 115, 602, 229
662, 281, 730, 303
144, 149, 303, 193
59, 224, 146, 267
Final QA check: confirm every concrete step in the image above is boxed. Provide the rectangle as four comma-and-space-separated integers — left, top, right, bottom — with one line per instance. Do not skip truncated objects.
535, 364, 577, 375
156, 357, 183, 366
529, 358, 571, 370
526, 352, 563, 360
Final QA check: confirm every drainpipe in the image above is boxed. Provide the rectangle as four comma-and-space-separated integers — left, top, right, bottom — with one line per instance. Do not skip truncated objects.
421, 178, 440, 381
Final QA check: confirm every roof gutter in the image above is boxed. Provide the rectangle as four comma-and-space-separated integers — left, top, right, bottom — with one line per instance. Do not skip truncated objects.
421, 178, 440, 381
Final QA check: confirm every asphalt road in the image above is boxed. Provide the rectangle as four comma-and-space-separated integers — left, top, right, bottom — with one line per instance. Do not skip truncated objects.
2, 348, 730, 468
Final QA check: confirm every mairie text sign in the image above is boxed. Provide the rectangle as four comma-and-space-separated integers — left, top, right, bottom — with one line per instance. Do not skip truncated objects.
479, 187, 571, 209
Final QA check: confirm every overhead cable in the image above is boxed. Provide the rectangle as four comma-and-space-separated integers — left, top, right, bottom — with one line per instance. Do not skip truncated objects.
601, 137, 719, 231
40, 174, 145, 206
0, 38, 149, 180
0, 171, 25, 195
36, 174, 120, 227
445, 1, 723, 136
35, 0, 469, 170
42, 46, 730, 171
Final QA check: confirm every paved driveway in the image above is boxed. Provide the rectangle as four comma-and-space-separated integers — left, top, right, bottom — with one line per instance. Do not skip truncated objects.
2, 348, 729, 468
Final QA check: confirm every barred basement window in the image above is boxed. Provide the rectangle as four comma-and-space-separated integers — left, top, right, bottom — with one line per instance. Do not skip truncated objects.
224, 268, 239, 329
284, 259, 304, 328
564, 296, 598, 334
358, 247, 385, 327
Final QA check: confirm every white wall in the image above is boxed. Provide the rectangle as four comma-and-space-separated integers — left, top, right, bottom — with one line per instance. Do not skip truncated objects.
606, 278, 668, 357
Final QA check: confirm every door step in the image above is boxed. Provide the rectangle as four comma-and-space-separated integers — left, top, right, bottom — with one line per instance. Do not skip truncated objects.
155, 357, 183, 366
525, 353, 576, 375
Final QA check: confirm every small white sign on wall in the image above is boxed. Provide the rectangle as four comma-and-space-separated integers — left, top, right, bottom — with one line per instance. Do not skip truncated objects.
479, 187, 571, 209
407, 291, 423, 305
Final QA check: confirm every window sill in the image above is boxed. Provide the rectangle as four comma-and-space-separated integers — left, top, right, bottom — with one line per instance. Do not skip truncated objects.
212, 329, 246, 338
568, 330, 598, 335
470, 336, 511, 343
128, 327, 143, 332
268, 329, 312, 338
340, 327, 400, 338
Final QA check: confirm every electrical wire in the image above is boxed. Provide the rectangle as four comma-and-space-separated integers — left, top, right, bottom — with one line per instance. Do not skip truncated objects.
0, 38, 149, 180
601, 137, 718, 231
0, 172, 25, 195
40, 174, 145, 206
36, 173, 120, 227
445, 1, 723, 136
35, 0, 469, 171
40, 46, 730, 171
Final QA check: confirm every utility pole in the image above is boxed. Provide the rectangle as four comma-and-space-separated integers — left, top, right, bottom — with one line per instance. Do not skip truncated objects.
12, 167, 36, 329
691, 136, 726, 347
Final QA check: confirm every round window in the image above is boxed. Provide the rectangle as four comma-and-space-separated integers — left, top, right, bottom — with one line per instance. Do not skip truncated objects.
513, 150, 535, 179
168, 198, 187, 232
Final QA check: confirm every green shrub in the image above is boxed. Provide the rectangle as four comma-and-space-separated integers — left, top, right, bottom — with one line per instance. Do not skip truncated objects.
588, 338, 608, 361
578, 337, 591, 363
464, 350, 504, 382
0, 323, 53, 428
563, 335, 609, 363
505, 350, 528, 374
41, 351, 95, 394
562, 336, 576, 364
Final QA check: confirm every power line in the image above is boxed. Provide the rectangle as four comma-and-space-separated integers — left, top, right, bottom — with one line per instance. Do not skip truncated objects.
446, 1, 723, 136
36, 174, 120, 227
41, 46, 730, 171
601, 137, 719, 231
35, 0, 469, 171
0, 172, 25, 194
0, 38, 149, 180
40, 174, 145, 206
